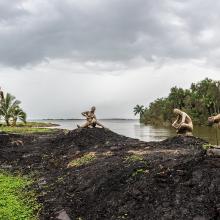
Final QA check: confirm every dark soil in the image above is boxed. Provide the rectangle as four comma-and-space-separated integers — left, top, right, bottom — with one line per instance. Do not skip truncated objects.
0, 128, 220, 220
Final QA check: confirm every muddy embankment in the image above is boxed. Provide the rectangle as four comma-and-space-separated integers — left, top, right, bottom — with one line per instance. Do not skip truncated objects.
0, 128, 220, 220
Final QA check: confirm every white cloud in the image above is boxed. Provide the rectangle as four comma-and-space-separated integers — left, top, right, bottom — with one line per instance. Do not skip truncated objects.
0, 0, 220, 118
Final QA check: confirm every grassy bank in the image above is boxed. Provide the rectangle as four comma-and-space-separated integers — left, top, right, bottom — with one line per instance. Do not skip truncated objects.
14, 121, 59, 128
0, 121, 60, 134
0, 126, 59, 134
0, 172, 40, 220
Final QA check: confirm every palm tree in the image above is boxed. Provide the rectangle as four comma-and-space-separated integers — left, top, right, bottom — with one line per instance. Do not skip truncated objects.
133, 105, 145, 119
11, 107, 27, 126
0, 93, 26, 126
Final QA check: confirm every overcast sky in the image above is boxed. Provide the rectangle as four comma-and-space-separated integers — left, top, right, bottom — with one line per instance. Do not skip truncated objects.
0, 0, 220, 119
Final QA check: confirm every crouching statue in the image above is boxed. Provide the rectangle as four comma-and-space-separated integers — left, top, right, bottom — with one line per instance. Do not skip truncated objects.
172, 108, 193, 136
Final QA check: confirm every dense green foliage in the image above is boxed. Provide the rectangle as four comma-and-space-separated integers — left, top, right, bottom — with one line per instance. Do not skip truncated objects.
139, 78, 220, 126
0, 93, 26, 126
0, 172, 40, 220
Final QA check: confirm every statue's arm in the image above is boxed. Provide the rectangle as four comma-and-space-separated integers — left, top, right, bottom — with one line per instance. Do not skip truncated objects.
81, 111, 88, 117
172, 115, 180, 128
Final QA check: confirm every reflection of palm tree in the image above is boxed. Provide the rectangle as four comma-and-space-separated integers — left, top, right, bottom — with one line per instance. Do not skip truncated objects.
0, 93, 26, 126
133, 105, 145, 119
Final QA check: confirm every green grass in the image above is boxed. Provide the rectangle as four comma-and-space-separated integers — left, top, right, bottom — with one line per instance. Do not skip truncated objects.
68, 153, 96, 168
202, 143, 214, 150
0, 126, 59, 134
15, 122, 59, 128
132, 168, 145, 177
124, 154, 144, 163
0, 172, 40, 220
0, 121, 60, 134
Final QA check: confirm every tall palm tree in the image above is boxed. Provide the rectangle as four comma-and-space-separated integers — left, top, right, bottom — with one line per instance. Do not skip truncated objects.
133, 105, 145, 119
0, 93, 26, 126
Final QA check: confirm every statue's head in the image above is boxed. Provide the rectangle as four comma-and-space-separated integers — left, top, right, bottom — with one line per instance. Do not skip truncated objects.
91, 106, 96, 112
208, 116, 214, 125
173, 108, 182, 115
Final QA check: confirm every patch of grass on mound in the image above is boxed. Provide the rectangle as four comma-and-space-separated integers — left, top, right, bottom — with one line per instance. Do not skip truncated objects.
68, 153, 96, 168
124, 154, 144, 163
202, 143, 213, 150
0, 172, 40, 220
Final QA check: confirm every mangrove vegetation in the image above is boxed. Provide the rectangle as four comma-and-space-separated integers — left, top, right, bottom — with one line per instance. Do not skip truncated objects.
135, 78, 220, 126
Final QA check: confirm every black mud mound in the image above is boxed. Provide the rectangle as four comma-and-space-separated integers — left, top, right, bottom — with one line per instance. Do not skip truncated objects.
0, 130, 220, 220
161, 135, 207, 148
53, 127, 138, 150
0, 132, 10, 145
56, 136, 217, 220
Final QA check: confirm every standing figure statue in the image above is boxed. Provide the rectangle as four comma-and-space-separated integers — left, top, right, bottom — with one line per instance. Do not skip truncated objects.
172, 108, 193, 136
77, 106, 105, 128
208, 114, 220, 126
208, 114, 220, 148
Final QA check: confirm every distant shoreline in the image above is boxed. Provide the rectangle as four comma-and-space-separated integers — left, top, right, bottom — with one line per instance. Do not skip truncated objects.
30, 118, 138, 121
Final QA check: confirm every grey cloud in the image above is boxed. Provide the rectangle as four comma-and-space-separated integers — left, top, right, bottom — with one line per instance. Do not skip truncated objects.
0, 0, 220, 68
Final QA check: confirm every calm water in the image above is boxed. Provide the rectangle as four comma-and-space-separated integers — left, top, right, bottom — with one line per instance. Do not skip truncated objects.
40, 119, 220, 144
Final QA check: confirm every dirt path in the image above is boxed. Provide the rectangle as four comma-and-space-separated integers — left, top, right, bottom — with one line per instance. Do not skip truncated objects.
0, 128, 220, 220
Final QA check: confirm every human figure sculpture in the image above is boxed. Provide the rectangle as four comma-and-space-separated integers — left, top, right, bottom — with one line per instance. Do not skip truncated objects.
172, 108, 193, 135
208, 114, 220, 126
208, 114, 220, 146
77, 106, 105, 128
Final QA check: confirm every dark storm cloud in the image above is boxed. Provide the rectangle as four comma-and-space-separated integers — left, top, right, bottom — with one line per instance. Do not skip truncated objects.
0, 0, 220, 68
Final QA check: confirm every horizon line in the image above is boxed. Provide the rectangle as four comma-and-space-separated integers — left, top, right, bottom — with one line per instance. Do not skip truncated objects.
29, 118, 138, 121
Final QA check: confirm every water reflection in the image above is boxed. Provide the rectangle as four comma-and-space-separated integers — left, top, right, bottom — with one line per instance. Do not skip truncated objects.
193, 125, 220, 145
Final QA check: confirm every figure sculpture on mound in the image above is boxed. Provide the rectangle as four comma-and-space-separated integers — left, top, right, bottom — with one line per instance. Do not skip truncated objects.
77, 106, 105, 128
208, 114, 220, 144
208, 114, 220, 126
172, 108, 193, 136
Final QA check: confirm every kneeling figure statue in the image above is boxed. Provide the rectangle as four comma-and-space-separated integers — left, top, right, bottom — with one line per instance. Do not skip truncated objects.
77, 106, 105, 128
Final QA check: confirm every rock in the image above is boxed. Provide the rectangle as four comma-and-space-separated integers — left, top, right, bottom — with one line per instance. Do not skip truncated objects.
57, 210, 71, 220
207, 148, 220, 157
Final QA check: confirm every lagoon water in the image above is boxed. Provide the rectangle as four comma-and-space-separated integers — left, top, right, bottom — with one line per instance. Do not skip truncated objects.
39, 119, 220, 145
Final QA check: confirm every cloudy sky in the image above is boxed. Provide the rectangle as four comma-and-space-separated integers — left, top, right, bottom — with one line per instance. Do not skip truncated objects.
0, 0, 220, 119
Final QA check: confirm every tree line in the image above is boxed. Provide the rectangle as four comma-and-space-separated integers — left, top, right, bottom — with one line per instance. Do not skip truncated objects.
0, 91, 26, 126
134, 78, 220, 126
